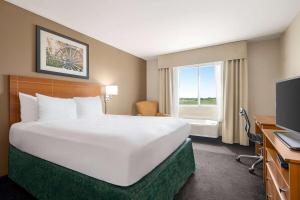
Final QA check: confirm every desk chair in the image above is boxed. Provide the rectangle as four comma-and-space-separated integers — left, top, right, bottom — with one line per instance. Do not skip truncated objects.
236, 108, 263, 173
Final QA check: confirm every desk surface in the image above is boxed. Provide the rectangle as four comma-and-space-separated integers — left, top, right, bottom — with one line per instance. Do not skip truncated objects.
255, 115, 276, 126
263, 129, 300, 164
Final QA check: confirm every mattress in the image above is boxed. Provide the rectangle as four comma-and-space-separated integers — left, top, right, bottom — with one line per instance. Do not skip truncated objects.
9, 115, 190, 187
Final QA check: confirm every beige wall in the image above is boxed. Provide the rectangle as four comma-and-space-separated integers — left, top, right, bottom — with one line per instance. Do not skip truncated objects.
280, 12, 300, 79
146, 59, 159, 101
0, 1, 146, 176
248, 39, 281, 130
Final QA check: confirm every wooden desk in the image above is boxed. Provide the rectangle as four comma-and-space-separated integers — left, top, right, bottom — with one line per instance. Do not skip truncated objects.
255, 115, 276, 129
255, 115, 277, 154
263, 129, 300, 200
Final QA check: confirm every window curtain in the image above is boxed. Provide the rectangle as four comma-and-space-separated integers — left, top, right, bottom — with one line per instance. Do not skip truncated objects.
158, 67, 179, 116
158, 68, 172, 115
222, 58, 249, 146
215, 62, 223, 122
172, 67, 179, 117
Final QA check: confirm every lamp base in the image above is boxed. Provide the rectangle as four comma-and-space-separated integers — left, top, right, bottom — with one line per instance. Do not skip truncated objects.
104, 95, 112, 114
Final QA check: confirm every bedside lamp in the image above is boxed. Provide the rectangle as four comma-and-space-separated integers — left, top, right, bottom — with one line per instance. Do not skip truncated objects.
104, 85, 118, 114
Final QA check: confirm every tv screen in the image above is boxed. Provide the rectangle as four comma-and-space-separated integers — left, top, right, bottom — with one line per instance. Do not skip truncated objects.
276, 77, 300, 134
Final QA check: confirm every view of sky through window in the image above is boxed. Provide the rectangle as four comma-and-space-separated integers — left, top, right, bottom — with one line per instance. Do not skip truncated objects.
179, 64, 217, 105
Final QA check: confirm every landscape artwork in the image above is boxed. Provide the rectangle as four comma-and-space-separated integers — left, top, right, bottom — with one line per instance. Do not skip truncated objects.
36, 26, 89, 79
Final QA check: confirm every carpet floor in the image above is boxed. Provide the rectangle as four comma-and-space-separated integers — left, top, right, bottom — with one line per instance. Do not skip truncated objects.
175, 137, 265, 200
0, 137, 265, 200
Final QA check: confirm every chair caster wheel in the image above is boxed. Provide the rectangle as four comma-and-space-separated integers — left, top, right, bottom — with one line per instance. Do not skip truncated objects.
236, 157, 240, 162
249, 168, 254, 173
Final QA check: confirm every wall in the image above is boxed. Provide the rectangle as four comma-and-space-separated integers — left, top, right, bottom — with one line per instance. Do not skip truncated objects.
248, 39, 281, 129
280, 12, 300, 78
146, 59, 159, 100
0, 1, 146, 176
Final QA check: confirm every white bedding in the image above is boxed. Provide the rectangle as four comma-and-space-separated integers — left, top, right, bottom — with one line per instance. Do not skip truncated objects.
9, 115, 190, 186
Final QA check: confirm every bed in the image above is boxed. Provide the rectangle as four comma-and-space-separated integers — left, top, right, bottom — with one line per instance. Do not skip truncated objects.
8, 75, 195, 200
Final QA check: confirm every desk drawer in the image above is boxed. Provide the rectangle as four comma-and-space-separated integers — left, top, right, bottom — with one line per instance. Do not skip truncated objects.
266, 170, 280, 200
266, 149, 289, 195
266, 163, 289, 200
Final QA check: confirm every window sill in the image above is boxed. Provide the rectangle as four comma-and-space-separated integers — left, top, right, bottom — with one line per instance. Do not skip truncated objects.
179, 105, 218, 108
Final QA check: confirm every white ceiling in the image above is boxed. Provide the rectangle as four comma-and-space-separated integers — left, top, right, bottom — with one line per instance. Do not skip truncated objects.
6, 0, 300, 60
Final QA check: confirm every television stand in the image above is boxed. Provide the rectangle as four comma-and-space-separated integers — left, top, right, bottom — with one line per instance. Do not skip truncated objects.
263, 129, 300, 199
274, 131, 300, 151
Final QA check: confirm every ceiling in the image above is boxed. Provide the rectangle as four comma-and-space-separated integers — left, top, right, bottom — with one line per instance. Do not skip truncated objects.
6, 0, 300, 60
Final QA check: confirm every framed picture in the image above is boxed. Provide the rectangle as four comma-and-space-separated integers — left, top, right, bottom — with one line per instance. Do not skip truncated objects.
36, 25, 89, 79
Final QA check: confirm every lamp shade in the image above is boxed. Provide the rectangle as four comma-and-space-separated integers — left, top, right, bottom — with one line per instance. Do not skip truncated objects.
105, 85, 118, 96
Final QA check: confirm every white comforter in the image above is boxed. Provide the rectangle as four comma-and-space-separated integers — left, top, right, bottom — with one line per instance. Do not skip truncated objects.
9, 115, 190, 186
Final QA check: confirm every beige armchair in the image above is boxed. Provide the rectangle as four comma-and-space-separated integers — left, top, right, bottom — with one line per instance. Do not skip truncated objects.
136, 101, 168, 116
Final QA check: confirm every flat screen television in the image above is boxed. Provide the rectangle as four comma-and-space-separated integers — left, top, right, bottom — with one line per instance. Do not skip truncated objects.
276, 76, 300, 150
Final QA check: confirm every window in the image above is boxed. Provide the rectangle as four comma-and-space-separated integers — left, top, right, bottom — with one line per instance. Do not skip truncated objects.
179, 63, 218, 106
178, 66, 199, 105
176, 62, 223, 120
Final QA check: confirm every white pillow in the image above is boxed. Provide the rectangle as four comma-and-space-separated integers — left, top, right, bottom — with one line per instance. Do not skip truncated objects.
19, 92, 38, 122
74, 96, 104, 119
36, 94, 77, 121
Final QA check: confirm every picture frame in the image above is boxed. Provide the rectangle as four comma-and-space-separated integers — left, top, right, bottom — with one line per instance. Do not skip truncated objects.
36, 25, 89, 79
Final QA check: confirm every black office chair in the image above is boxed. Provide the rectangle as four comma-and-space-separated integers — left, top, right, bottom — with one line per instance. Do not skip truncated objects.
236, 108, 263, 173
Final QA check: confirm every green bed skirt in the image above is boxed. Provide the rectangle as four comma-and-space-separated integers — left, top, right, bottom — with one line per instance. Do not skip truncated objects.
8, 138, 195, 200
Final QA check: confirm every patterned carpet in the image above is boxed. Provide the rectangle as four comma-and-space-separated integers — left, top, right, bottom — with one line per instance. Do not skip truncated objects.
0, 137, 264, 200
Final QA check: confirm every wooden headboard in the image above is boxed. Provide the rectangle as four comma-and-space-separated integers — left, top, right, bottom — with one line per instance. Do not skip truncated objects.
10, 75, 101, 125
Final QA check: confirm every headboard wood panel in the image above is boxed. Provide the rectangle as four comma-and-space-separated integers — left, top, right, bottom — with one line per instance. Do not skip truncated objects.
9, 75, 101, 125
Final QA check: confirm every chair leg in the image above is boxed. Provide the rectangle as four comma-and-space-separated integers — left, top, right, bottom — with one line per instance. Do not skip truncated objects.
236, 154, 260, 161
249, 156, 263, 173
